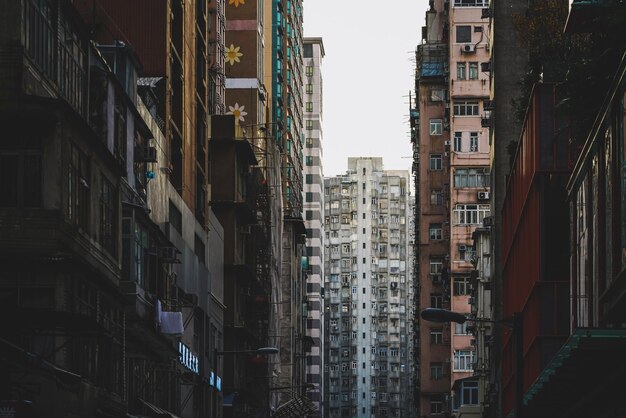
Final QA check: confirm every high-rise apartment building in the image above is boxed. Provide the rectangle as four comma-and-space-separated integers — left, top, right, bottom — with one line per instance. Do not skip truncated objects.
302, 36, 325, 416
412, 2, 453, 415
269, 1, 313, 415
412, 0, 491, 415
0, 1, 227, 417
447, 0, 491, 400
323, 158, 414, 418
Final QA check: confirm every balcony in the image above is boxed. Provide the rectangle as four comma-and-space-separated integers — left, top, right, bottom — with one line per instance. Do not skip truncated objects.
565, 0, 610, 32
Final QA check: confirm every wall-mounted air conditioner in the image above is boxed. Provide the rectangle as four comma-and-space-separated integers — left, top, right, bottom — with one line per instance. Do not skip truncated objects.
462, 44, 476, 54
477, 191, 490, 201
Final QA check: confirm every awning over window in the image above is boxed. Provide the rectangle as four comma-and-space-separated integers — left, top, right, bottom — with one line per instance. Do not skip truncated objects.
522, 328, 626, 417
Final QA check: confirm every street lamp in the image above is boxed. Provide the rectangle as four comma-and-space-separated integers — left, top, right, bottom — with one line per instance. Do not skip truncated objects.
215, 347, 279, 356
420, 308, 524, 418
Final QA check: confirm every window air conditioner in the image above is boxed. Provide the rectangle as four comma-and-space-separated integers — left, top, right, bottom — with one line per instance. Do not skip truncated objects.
135, 146, 158, 163
477, 191, 490, 201
462, 44, 476, 53
160, 246, 181, 263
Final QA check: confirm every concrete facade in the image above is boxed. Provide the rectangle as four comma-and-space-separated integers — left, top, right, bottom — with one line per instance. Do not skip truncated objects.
323, 158, 414, 418
303, 36, 325, 416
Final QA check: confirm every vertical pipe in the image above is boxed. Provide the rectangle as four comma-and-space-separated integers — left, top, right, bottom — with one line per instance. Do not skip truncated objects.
514, 312, 523, 418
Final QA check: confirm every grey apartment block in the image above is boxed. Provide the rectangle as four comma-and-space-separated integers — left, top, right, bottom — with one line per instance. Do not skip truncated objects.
303, 37, 326, 416
323, 158, 415, 418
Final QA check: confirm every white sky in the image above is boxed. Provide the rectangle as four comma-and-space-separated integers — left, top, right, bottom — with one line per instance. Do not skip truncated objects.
303, 0, 427, 177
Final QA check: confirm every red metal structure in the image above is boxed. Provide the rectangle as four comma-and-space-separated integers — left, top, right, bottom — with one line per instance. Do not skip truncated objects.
501, 82, 571, 416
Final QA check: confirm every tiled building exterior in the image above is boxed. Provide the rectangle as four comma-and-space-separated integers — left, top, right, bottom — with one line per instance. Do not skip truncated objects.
303, 36, 325, 416
324, 158, 414, 418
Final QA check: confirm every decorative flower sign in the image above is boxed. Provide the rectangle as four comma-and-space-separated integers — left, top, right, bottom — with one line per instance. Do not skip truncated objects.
229, 0, 245, 7
227, 103, 248, 122
225, 44, 243, 66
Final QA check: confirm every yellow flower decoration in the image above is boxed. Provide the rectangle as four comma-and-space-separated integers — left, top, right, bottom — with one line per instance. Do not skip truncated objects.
225, 44, 243, 66
229, 0, 246, 6
226, 103, 248, 122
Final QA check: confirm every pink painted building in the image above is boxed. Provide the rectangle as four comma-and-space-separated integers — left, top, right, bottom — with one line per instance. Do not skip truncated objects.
448, 1, 491, 410
413, 0, 491, 416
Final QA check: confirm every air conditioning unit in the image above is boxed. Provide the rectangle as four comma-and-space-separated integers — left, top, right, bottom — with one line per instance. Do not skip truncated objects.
160, 246, 181, 263
459, 244, 467, 251
483, 216, 494, 227
470, 338, 477, 346
444, 140, 451, 147
135, 146, 158, 163
462, 44, 476, 53
477, 191, 490, 201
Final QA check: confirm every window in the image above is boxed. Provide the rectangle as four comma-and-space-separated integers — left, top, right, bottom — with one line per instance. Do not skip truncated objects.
303, 44, 313, 57
457, 62, 466, 80
68, 144, 90, 230
469, 132, 479, 152
431, 293, 443, 308
429, 224, 443, 241
454, 167, 490, 188
306, 192, 313, 202
305, 174, 313, 184
455, 322, 469, 335
453, 204, 490, 225
453, 277, 471, 296
133, 223, 149, 287
453, 350, 475, 371
306, 101, 313, 112
430, 328, 443, 344
430, 259, 443, 281
431, 400, 444, 414
458, 244, 475, 261
469, 62, 479, 80
306, 83, 313, 94
0, 150, 42, 208
430, 363, 444, 380
430, 87, 445, 102
454, 132, 463, 152
306, 65, 313, 76
453, 100, 479, 116
456, 25, 472, 43
306, 137, 313, 148
100, 176, 116, 255
305, 156, 314, 166
429, 119, 443, 135
461, 380, 479, 405
430, 189, 443, 206
429, 154, 442, 171
306, 120, 313, 130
